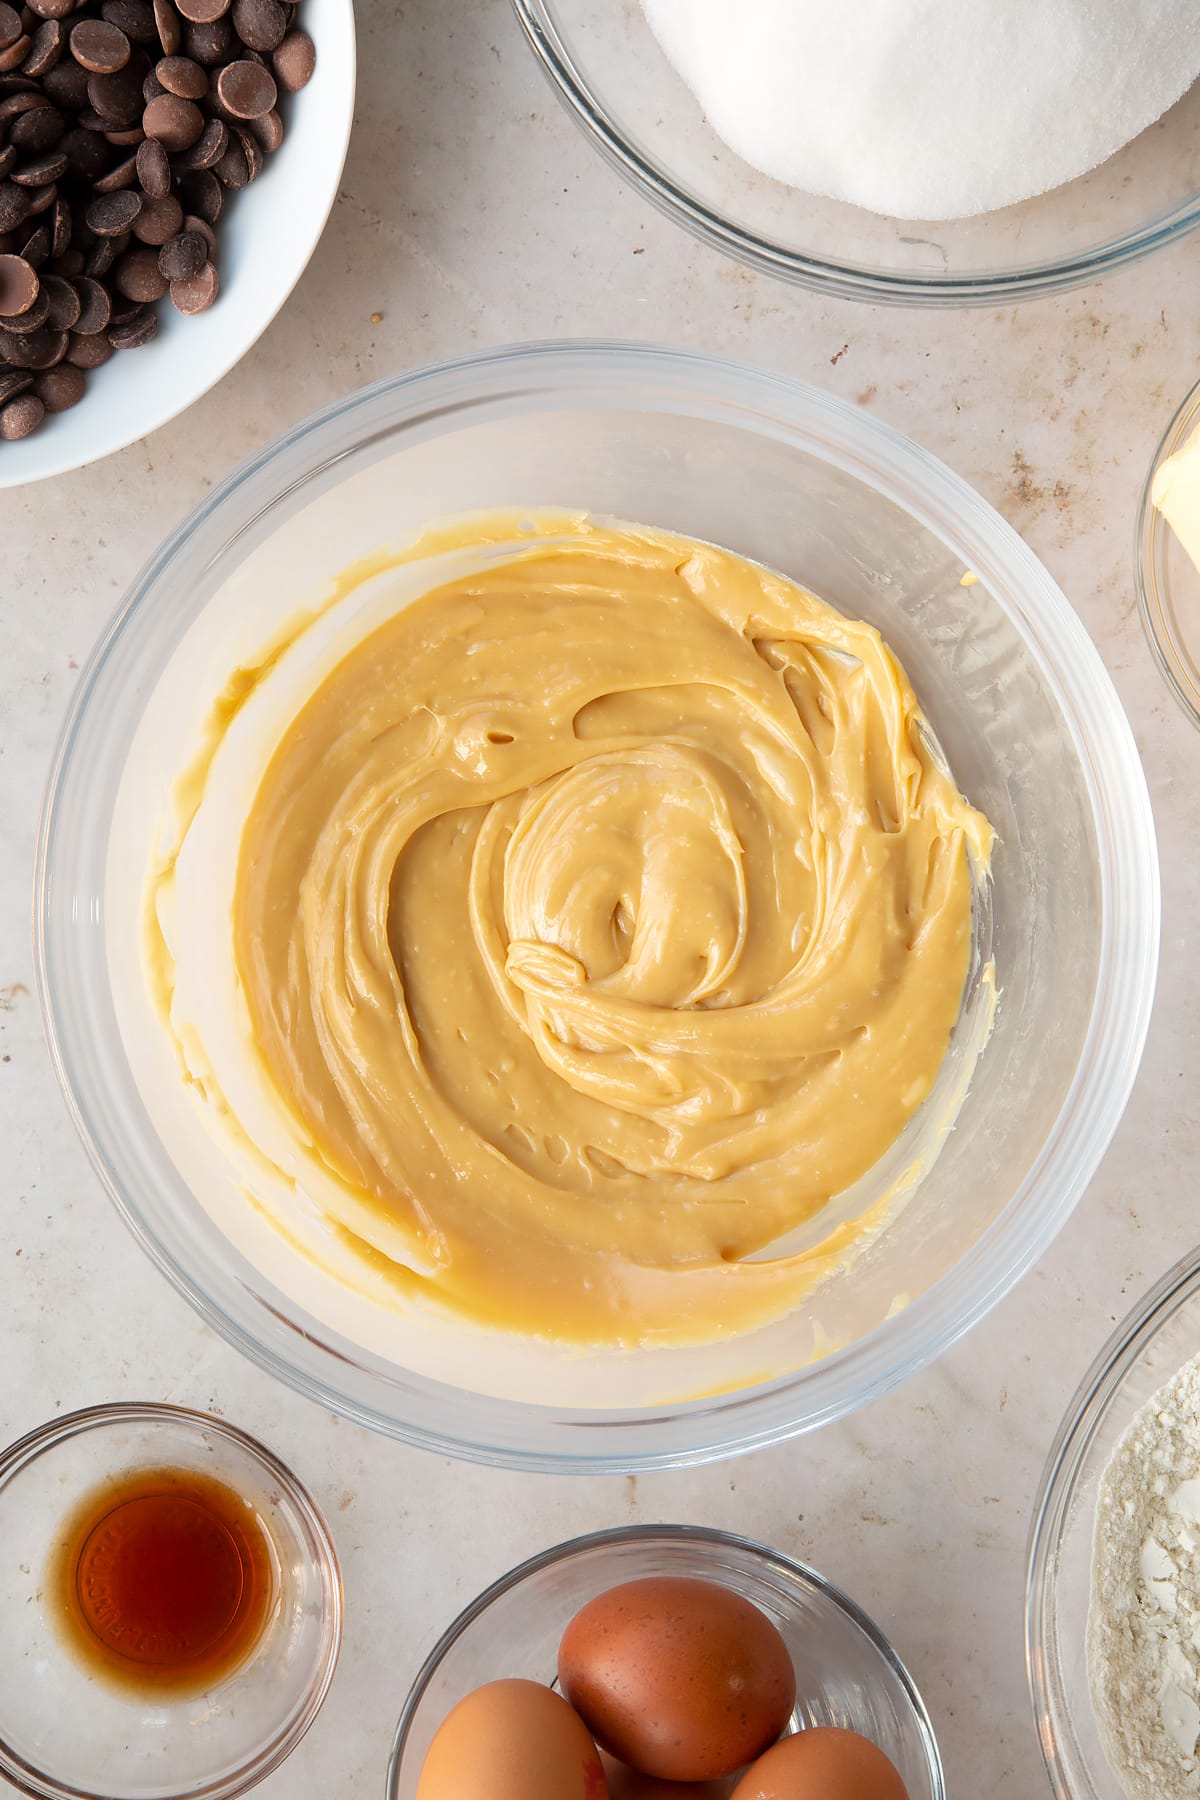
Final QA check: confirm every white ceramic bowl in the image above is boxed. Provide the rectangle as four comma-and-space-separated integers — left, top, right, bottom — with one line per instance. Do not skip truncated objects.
0, 0, 355, 490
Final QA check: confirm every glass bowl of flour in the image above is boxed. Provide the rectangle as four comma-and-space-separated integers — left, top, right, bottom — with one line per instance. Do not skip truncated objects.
1027, 1252, 1200, 1800
512, 0, 1200, 305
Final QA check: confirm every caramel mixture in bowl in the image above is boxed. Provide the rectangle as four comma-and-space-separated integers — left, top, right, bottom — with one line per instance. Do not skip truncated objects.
152, 514, 993, 1349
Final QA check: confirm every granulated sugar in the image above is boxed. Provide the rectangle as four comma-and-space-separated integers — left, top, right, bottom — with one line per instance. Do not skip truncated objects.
641, 0, 1200, 221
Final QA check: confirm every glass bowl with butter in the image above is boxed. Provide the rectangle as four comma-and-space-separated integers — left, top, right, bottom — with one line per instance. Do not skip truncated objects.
1138, 375, 1200, 731
36, 341, 1159, 1472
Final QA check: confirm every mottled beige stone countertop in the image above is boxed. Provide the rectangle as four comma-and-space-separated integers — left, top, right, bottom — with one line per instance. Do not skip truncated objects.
3, 3, 1200, 1794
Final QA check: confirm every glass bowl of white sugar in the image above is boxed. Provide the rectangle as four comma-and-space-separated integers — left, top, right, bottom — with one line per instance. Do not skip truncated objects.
512, 1, 1200, 306
1027, 1252, 1200, 1800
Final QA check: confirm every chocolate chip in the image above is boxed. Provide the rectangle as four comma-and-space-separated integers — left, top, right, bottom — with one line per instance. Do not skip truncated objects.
110, 239, 161, 296
47, 191, 69, 250
0, 147, 14, 180
70, 17, 130, 70
153, 48, 203, 92
41, 54, 86, 104
0, 249, 38, 312
0, 183, 32, 229
84, 183, 138, 231
230, 0, 280, 51
175, 0, 227, 20
166, 248, 210, 309
0, 320, 51, 361
232, 119, 259, 179
82, 228, 117, 270
215, 53, 270, 117
0, 388, 44, 433
33, 322, 67, 362
212, 131, 244, 186
171, 107, 221, 164
151, 0, 178, 51
0, 367, 33, 402
56, 127, 98, 180
20, 217, 49, 261
9, 97, 64, 146
87, 59, 142, 120
91, 146, 138, 187
12, 149, 69, 183
106, 295, 152, 341
40, 268, 76, 322
271, 22, 309, 91
0, 88, 45, 116
27, 0, 76, 20
243, 96, 277, 148
0, 2, 23, 48
70, 270, 108, 328
179, 12, 225, 60
101, 0, 157, 41
0, 32, 30, 69
131, 189, 176, 243
65, 321, 110, 361
21, 16, 66, 72
24, 179, 57, 212
142, 87, 200, 145
180, 206, 211, 255
33, 355, 82, 403
178, 162, 218, 219
1, 280, 47, 327
154, 221, 198, 276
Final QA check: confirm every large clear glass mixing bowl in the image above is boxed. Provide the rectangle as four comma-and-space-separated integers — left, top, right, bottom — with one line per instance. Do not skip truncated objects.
35, 341, 1159, 1471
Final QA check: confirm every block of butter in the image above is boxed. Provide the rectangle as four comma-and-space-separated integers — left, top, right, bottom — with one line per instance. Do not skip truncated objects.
1152, 424, 1200, 576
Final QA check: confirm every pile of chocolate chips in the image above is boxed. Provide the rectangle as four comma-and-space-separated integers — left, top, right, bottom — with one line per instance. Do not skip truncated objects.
0, 0, 314, 440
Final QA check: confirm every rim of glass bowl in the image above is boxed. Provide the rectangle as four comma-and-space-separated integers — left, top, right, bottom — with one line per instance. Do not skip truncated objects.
1024, 1250, 1200, 1800
1136, 373, 1200, 731
34, 340, 1161, 1475
510, 1, 1200, 308
0, 1401, 344, 1800
385, 1522, 946, 1800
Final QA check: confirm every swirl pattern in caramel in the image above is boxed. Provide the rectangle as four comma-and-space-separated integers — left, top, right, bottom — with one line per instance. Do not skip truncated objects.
230, 516, 993, 1345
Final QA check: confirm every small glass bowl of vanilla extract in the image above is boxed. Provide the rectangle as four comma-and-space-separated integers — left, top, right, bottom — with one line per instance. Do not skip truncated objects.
0, 1403, 342, 1800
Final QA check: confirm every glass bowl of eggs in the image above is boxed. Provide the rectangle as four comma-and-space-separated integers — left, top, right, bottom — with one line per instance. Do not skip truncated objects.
512, 1, 1200, 305
387, 1523, 943, 1799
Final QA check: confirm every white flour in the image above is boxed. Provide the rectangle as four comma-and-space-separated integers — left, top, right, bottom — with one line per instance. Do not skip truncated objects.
641, 0, 1200, 221
1090, 1354, 1200, 1800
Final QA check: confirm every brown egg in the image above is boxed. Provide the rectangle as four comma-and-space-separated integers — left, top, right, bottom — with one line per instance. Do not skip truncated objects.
559, 1576, 796, 1781
601, 1748, 733, 1798
729, 1727, 911, 1799
414, 1677, 609, 1800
